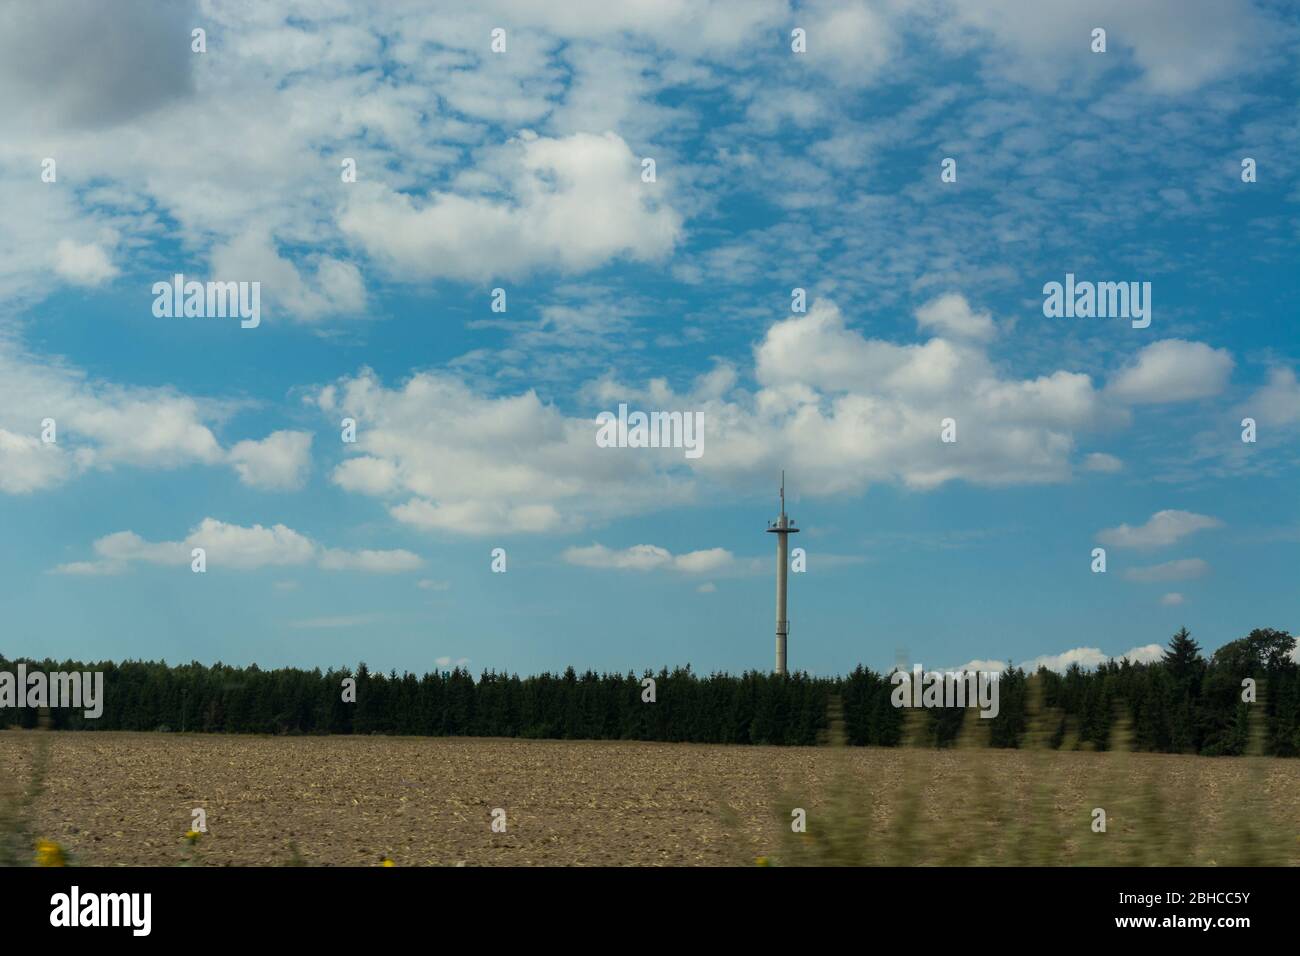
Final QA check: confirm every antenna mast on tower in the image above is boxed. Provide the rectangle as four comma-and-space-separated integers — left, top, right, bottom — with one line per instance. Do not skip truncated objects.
766, 472, 799, 675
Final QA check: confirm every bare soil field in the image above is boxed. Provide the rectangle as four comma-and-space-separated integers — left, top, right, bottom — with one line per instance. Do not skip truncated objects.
2, 731, 1297, 866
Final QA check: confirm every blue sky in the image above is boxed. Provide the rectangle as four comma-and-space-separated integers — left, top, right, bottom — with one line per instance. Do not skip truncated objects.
0, 0, 1297, 677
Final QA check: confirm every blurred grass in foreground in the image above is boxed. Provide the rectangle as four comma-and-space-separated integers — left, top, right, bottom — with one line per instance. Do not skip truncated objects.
0, 719, 51, 866
753, 677, 1297, 866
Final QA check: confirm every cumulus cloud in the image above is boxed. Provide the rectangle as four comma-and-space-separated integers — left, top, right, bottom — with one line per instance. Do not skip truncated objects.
797, 0, 899, 84
46, 559, 125, 577
53, 239, 118, 286
950, 658, 1012, 674
1096, 510, 1222, 549
711, 298, 1104, 492
52, 518, 422, 575
914, 293, 996, 341
1244, 366, 1300, 428
1107, 340, 1234, 404
318, 548, 423, 573
1083, 452, 1123, 473
1124, 558, 1210, 582
0, 429, 74, 493
309, 366, 696, 536
562, 543, 747, 575
1022, 643, 1166, 671
0, 335, 227, 493
227, 431, 313, 491
209, 232, 366, 322
392, 499, 564, 536
0, 337, 320, 495
332, 456, 400, 497
1161, 592, 1185, 606
339, 131, 682, 282
960, 643, 1165, 673
304, 295, 1235, 536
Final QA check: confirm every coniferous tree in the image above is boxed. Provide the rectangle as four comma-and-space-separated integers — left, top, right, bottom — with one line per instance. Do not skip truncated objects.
3, 633, 1297, 755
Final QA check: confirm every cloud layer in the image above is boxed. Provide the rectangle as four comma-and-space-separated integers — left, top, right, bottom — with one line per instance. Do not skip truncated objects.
53, 518, 421, 575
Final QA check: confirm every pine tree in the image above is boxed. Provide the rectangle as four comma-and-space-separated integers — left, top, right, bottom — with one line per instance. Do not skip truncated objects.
1163, 628, 1205, 684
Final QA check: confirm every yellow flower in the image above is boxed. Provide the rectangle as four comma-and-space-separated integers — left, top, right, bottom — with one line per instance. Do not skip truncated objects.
755, 856, 771, 867
380, 857, 395, 867
35, 839, 67, 867
184, 830, 203, 844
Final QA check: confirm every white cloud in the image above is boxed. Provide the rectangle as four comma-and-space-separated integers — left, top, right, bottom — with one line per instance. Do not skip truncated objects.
0, 336, 225, 491
565, 543, 673, 571
0, 338, 328, 496
1161, 592, 1185, 606
716, 298, 1104, 492
227, 431, 313, 491
955, 643, 1165, 673
53, 239, 118, 286
798, 0, 899, 84
310, 367, 695, 537
305, 292, 1190, 536
697, 582, 716, 593
1083, 452, 1123, 473
670, 547, 735, 573
339, 131, 682, 282
332, 456, 400, 496
318, 548, 423, 573
951, 658, 1011, 674
91, 530, 190, 567
54, 518, 422, 575
914, 293, 996, 341
392, 498, 564, 536
1121, 644, 1168, 665
562, 543, 747, 575
417, 579, 451, 591
0, 336, 230, 481
0, 428, 74, 493
0, 0, 1279, 322
1124, 558, 1210, 582
1107, 339, 1234, 404
179, 519, 317, 570
929, 0, 1275, 95
1097, 510, 1222, 549
1021, 643, 1165, 672
1244, 366, 1300, 428
210, 232, 366, 322
48, 559, 125, 577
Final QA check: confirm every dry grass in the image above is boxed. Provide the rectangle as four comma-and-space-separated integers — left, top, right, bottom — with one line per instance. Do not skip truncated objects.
1, 728, 1297, 866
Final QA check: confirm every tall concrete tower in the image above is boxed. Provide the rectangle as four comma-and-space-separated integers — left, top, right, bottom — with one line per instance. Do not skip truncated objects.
766, 472, 799, 675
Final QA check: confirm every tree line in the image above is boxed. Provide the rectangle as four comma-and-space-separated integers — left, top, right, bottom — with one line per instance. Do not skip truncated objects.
2, 627, 1295, 756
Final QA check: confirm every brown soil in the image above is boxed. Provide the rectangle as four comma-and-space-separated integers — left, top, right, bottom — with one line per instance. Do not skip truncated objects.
1, 731, 1296, 866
